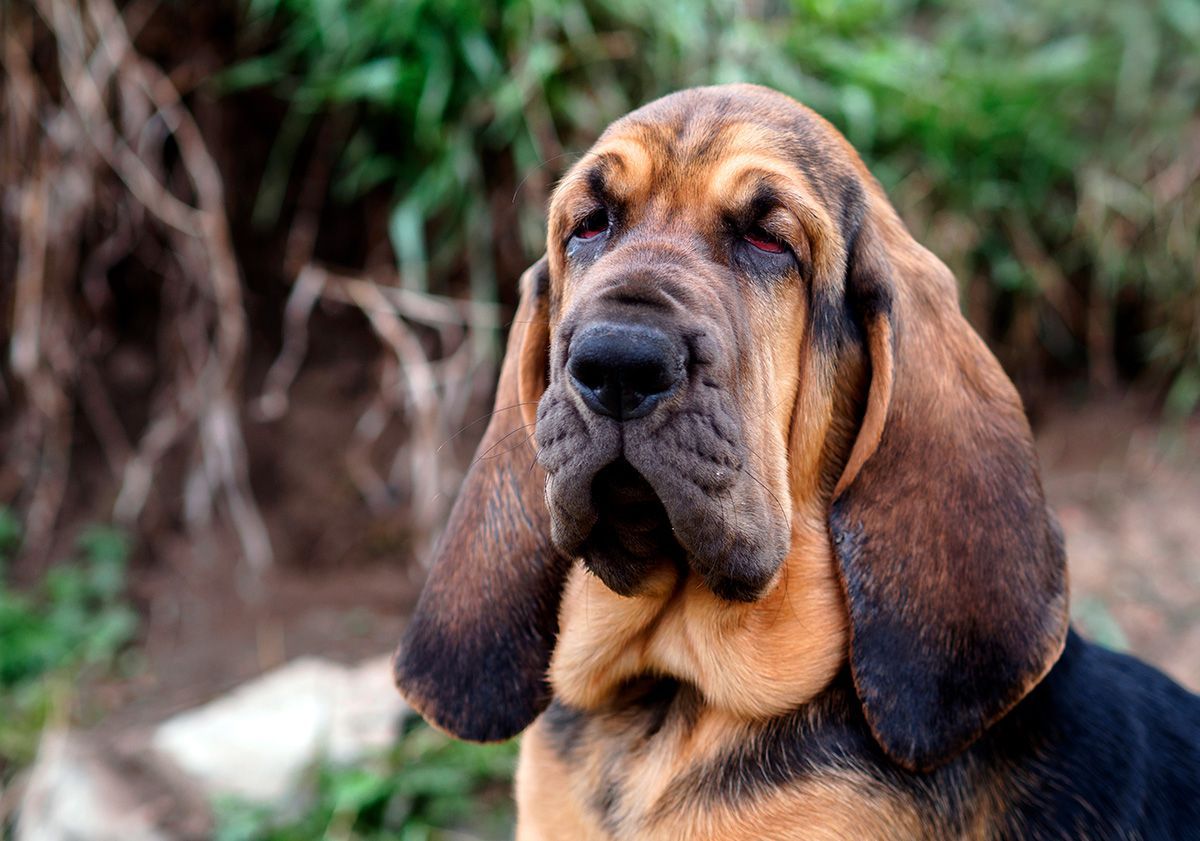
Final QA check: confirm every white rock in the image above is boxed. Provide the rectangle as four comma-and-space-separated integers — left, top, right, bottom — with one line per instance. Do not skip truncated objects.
14, 654, 408, 838
151, 654, 409, 808
328, 655, 412, 764
15, 730, 208, 841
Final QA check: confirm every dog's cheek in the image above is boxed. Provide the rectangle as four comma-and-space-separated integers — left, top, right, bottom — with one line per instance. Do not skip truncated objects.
536, 388, 620, 554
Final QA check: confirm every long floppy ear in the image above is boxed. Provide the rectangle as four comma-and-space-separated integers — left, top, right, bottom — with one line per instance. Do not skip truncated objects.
830, 205, 1069, 772
394, 257, 568, 742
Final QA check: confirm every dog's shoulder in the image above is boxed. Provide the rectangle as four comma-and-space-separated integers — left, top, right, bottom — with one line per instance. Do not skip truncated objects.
986, 628, 1200, 839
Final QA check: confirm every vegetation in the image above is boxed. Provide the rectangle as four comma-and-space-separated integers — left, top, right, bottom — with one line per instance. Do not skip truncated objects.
0, 510, 137, 780
229, 0, 1200, 406
215, 718, 518, 841
3, 0, 1194, 589
0, 2, 1193, 834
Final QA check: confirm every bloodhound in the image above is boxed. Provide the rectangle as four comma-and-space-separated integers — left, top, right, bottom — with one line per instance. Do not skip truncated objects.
394, 85, 1200, 840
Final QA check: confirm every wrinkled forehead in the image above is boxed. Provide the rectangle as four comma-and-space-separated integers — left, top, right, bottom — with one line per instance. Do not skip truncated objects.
603, 89, 818, 170
578, 122, 800, 212
611, 89, 851, 183
549, 86, 864, 276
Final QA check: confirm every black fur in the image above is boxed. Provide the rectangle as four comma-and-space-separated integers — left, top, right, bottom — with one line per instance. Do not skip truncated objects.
986, 630, 1200, 839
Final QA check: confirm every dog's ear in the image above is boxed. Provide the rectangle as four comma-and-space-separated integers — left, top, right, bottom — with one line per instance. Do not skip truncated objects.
830, 206, 1069, 772
394, 257, 568, 742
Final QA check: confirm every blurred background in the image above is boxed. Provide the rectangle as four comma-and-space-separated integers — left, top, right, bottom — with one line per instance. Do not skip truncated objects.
1, 0, 1198, 837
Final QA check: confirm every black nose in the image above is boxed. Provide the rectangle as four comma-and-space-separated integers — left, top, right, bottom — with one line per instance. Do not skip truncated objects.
567, 323, 684, 421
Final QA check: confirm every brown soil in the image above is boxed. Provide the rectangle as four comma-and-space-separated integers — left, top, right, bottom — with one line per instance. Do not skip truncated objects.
1038, 395, 1200, 690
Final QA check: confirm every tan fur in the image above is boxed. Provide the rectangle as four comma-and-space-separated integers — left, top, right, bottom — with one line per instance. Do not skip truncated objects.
550, 517, 847, 719
516, 732, 609, 841
832, 317, 892, 498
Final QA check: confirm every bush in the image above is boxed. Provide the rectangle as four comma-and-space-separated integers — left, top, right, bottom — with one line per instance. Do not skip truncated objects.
228, 0, 1199, 407
215, 718, 518, 841
0, 511, 138, 779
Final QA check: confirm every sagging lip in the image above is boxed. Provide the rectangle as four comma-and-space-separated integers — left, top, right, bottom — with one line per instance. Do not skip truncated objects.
576, 458, 689, 596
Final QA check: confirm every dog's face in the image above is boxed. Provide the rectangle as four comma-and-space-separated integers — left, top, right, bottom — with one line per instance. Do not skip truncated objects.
536, 93, 842, 601
397, 85, 1070, 773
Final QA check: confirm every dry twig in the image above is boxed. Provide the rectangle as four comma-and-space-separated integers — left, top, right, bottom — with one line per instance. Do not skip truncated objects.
1, 0, 499, 579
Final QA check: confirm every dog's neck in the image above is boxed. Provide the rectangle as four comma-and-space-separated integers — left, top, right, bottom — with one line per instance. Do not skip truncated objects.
526, 631, 930, 841
549, 507, 849, 720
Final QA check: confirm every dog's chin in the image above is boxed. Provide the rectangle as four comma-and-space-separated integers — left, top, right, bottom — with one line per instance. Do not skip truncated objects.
576, 460, 688, 596
551, 457, 788, 602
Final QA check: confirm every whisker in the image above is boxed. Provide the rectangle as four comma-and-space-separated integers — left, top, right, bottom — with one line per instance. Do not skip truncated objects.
511, 151, 583, 204
438, 402, 539, 453
473, 422, 538, 463
741, 455, 788, 520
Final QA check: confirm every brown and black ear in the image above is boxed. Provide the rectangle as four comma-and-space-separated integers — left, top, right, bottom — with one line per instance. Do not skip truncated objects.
394, 257, 568, 742
830, 202, 1069, 772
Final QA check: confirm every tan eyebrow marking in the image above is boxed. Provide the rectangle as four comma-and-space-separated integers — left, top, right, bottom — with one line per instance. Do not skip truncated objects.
708, 155, 796, 203
585, 138, 654, 203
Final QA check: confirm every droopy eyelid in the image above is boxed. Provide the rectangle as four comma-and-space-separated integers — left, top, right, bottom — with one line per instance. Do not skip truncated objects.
754, 208, 798, 242
562, 204, 607, 246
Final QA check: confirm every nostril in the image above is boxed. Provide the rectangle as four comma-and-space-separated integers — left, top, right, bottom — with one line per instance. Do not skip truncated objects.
566, 355, 607, 394
625, 359, 675, 396
566, 323, 684, 421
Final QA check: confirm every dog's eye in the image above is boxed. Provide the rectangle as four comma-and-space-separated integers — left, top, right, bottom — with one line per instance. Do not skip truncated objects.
574, 208, 609, 240
744, 227, 785, 254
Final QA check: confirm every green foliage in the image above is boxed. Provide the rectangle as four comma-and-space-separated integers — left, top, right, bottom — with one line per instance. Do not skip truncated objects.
215, 718, 519, 841
227, 0, 1199, 404
0, 511, 138, 776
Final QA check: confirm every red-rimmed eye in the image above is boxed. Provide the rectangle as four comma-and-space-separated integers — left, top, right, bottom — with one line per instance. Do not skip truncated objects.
574, 208, 609, 240
744, 228, 785, 253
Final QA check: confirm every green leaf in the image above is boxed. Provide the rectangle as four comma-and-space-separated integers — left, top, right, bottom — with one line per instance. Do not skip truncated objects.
329, 57, 404, 102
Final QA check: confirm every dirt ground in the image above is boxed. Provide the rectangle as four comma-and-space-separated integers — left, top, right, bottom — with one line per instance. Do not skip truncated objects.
94, 392, 1200, 732
1037, 396, 1200, 690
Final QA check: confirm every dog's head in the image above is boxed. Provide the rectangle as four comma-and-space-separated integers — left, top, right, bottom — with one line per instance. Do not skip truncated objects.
395, 85, 1068, 771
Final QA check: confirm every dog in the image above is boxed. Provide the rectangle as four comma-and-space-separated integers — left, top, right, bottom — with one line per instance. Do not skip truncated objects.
394, 84, 1200, 840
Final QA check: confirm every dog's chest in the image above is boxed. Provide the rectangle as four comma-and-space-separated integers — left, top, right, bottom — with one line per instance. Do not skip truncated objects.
514, 689, 931, 841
